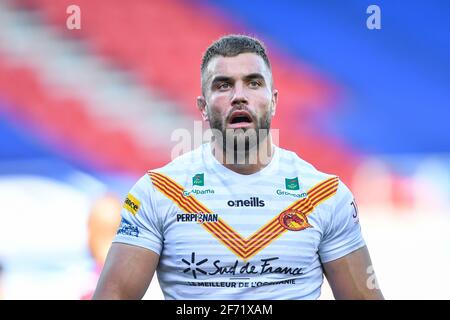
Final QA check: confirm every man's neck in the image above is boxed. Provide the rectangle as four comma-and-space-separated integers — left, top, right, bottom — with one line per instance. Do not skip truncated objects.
211, 135, 274, 175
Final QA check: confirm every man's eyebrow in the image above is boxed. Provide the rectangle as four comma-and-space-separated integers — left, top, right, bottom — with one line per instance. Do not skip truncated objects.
243, 73, 265, 81
211, 75, 233, 85
211, 73, 266, 85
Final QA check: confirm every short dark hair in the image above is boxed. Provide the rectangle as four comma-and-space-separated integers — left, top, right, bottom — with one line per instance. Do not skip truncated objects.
201, 35, 272, 92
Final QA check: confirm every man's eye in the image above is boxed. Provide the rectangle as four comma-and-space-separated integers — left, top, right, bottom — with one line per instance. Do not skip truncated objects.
218, 83, 230, 90
249, 81, 261, 88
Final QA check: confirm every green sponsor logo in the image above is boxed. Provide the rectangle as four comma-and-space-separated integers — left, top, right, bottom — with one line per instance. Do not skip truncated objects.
285, 177, 299, 190
276, 189, 308, 199
183, 189, 215, 197
193, 173, 204, 186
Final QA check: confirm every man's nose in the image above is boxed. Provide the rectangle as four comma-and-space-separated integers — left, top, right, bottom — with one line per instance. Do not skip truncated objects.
231, 82, 248, 106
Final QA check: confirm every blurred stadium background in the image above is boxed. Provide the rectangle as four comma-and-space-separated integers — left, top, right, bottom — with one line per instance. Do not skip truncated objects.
0, 0, 449, 299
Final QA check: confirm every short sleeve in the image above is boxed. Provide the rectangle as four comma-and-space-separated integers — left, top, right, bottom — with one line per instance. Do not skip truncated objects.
318, 180, 366, 263
113, 174, 163, 256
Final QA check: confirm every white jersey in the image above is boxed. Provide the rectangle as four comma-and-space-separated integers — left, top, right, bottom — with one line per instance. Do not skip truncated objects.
114, 143, 365, 300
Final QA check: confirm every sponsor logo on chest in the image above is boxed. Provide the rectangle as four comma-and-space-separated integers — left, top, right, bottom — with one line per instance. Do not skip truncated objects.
227, 197, 265, 207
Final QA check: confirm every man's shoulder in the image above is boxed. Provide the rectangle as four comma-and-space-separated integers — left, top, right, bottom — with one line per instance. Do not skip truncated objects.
277, 146, 352, 207
147, 144, 207, 182
127, 145, 206, 204
277, 146, 337, 183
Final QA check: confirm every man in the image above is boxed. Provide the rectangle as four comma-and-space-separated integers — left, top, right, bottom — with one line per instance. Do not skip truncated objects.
93, 35, 384, 300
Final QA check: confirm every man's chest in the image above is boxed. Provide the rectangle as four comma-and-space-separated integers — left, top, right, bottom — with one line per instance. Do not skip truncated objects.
161, 182, 325, 268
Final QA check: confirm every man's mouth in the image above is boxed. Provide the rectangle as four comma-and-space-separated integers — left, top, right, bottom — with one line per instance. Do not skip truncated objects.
228, 111, 253, 129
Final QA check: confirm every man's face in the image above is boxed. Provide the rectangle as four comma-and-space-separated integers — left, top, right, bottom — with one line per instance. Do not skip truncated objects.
198, 53, 278, 151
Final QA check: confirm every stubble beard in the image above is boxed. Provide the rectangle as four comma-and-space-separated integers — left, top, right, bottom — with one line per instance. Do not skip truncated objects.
208, 108, 271, 164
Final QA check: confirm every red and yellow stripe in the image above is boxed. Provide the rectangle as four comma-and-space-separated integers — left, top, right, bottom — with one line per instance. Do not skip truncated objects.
149, 171, 339, 260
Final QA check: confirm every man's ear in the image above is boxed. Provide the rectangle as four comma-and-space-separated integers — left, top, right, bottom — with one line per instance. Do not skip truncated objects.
197, 96, 208, 121
271, 89, 278, 117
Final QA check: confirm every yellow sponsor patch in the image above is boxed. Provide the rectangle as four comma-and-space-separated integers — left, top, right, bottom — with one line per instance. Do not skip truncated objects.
123, 193, 140, 215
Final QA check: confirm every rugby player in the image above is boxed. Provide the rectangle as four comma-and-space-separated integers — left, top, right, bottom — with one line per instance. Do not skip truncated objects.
93, 35, 384, 300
